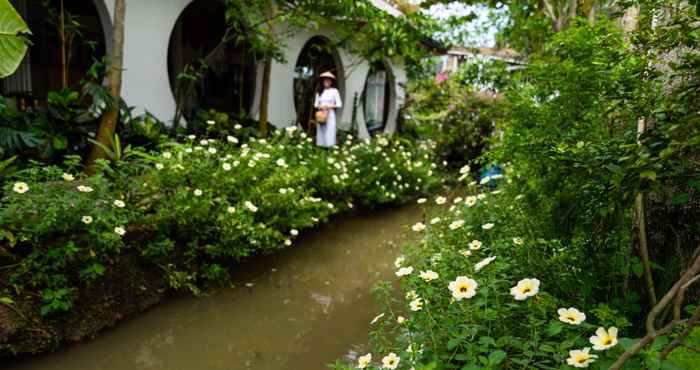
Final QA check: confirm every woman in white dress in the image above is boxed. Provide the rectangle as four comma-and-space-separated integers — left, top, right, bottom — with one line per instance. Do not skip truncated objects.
314, 71, 342, 147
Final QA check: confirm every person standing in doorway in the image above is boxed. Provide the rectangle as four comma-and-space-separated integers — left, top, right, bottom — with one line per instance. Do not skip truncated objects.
314, 71, 342, 147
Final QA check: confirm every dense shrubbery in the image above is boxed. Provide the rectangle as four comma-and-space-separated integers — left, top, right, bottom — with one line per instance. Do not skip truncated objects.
335, 9, 699, 370
0, 128, 443, 317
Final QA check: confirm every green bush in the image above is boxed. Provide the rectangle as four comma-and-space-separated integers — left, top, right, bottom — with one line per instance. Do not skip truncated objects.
0, 128, 443, 316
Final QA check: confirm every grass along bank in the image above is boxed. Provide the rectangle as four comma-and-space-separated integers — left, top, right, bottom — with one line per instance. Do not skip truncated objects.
0, 128, 443, 356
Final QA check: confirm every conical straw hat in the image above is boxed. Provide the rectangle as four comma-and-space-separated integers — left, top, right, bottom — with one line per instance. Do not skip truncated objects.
319, 71, 336, 80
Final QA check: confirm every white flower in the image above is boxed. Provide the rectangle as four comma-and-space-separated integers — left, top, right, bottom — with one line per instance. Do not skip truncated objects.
477, 193, 487, 200
468, 240, 483, 250
357, 353, 372, 369
513, 237, 524, 245
394, 256, 406, 268
227, 135, 238, 144
234, 124, 242, 130
276, 158, 287, 167
558, 308, 586, 325
113, 200, 126, 208
453, 196, 463, 204
459, 249, 472, 257
465, 196, 477, 207
163, 152, 172, 159
192, 189, 203, 196
12, 182, 29, 194
474, 256, 497, 272
222, 163, 232, 171
187, 134, 196, 140
206, 119, 215, 125
208, 147, 217, 154
482, 223, 495, 230
459, 165, 470, 174
155, 163, 164, 170
62, 173, 75, 181
76, 185, 94, 193
114, 226, 126, 236
395, 266, 414, 277
409, 298, 423, 311
227, 206, 236, 214
566, 348, 597, 368
435, 196, 447, 205
284, 239, 292, 246
81, 216, 93, 224
411, 222, 426, 232
405, 290, 417, 300
430, 217, 441, 224
185, 148, 193, 153
589, 327, 618, 351
381, 353, 400, 369
449, 220, 465, 230
515, 194, 525, 200
510, 278, 540, 300
200, 139, 209, 145
370, 313, 385, 324
480, 176, 491, 185
290, 229, 299, 236
448, 276, 478, 300
244, 201, 258, 213
419, 270, 439, 282
396, 316, 406, 324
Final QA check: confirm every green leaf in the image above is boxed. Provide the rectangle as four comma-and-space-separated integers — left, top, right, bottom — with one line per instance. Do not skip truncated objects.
632, 262, 644, 278
0, 296, 14, 305
640, 171, 657, 181
670, 193, 690, 205
488, 350, 507, 365
448, 337, 463, 350
0, 0, 31, 77
546, 321, 563, 336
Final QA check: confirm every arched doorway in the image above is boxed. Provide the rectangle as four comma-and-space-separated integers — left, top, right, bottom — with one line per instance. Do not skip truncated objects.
167, 0, 256, 121
293, 36, 343, 133
363, 61, 392, 136
0, 0, 107, 109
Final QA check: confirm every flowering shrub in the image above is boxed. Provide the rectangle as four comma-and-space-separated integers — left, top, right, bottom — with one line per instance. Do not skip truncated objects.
0, 128, 442, 316
330, 171, 649, 370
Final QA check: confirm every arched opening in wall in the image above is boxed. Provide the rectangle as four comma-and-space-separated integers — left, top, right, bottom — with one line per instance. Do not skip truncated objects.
0, 0, 107, 110
293, 36, 343, 133
167, 0, 256, 121
362, 61, 393, 137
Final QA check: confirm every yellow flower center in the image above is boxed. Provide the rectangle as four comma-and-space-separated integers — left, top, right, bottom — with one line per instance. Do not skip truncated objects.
576, 355, 589, 364
603, 337, 612, 345
522, 287, 531, 293
460, 285, 469, 293
388, 360, 395, 365
566, 314, 576, 322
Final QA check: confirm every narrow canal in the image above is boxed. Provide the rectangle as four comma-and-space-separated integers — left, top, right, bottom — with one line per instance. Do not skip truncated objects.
8, 204, 421, 370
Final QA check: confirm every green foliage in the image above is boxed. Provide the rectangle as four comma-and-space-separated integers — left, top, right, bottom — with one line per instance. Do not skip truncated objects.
0, 129, 443, 316
0, 0, 31, 77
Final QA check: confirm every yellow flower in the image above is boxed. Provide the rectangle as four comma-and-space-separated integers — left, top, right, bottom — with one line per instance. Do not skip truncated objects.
448, 276, 478, 300
419, 270, 439, 282
409, 297, 423, 311
468, 240, 483, 250
465, 196, 477, 207
357, 353, 372, 368
381, 353, 400, 369
558, 307, 586, 325
482, 223, 495, 230
62, 173, 75, 181
589, 327, 618, 350
510, 278, 540, 300
12, 182, 29, 194
474, 256, 497, 272
566, 347, 597, 368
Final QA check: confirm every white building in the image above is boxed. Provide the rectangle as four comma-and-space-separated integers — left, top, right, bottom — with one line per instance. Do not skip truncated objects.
1, 0, 429, 138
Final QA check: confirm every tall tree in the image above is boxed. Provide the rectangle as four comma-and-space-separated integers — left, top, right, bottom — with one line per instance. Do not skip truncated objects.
86, 0, 125, 171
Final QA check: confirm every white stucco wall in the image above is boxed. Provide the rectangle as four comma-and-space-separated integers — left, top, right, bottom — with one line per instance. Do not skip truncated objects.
98, 0, 407, 137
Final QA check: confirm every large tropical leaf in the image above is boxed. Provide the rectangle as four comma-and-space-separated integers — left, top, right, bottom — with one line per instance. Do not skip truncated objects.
0, 0, 31, 78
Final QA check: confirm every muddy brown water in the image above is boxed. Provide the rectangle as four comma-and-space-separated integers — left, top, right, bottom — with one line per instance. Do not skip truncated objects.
7, 204, 422, 370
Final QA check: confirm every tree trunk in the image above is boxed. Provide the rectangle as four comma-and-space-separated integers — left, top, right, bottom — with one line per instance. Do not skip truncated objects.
59, 0, 67, 89
86, 0, 126, 172
259, 59, 271, 137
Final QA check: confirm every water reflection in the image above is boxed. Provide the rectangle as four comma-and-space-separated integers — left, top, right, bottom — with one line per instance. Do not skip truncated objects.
8, 204, 421, 370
